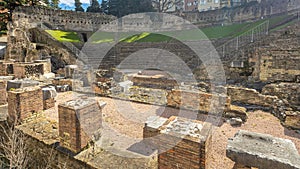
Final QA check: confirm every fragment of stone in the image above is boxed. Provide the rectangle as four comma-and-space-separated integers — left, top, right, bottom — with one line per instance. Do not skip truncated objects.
227, 130, 300, 169
42, 86, 57, 100
227, 117, 243, 126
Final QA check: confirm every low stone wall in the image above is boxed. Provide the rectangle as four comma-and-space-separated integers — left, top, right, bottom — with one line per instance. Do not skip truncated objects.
167, 89, 231, 113
262, 83, 300, 110
8, 86, 43, 123
132, 75, 178, 90
227, 86, 278, 107
284, 111, 300, 130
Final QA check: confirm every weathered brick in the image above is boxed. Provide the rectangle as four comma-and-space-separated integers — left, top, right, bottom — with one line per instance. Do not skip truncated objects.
58, 97, 104, 153
8, 86, 43, 123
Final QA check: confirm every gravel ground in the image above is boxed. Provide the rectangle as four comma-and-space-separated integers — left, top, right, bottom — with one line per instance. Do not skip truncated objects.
44, 92, 300, 169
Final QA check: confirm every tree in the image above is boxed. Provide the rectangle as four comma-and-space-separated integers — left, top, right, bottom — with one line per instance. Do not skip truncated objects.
107, 0, 154, 17
0, 124, 29, 169
50, 0, 60, 9
152, 0, 183, 12
41, 0, 50, 6
100, 0, 109, 14
0, 122, 66, 169
86, 0, 101, 13
75, 0, 84, 12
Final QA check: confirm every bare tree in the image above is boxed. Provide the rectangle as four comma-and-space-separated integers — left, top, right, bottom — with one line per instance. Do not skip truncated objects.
0, 122, 64, 169
0, 123, 29, 169
152, 0, 183, 12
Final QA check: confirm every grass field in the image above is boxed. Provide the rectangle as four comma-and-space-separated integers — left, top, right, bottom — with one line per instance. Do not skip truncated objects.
46, 14, 296, 43
45, 30, 81, 42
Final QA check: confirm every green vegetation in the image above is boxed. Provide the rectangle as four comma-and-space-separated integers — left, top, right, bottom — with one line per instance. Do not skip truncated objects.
45, 30, 81, 42
90, 29, 208, 43
270, 18, 297, 32
0, 30, 7, 36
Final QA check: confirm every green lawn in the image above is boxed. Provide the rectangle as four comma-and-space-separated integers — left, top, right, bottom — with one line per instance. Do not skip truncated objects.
45, 30, 81, 42
46, 14, 296, 43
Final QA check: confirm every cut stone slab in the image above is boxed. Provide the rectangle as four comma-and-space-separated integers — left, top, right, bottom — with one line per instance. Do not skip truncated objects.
42, 86, 57, 100
7, 79, 39, 90
227, 130, 300, 169
0, 76, 14, 81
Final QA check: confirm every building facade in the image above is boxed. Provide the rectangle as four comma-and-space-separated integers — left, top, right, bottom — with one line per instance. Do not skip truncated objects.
198, 0, 222, 11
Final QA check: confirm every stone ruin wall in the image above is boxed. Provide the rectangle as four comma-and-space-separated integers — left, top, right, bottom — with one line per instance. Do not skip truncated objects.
5, 6, 116, 71
12, 6, 116, 32
179, 0, 299, 25
5, 25, 78, 71
248, 23, 300, 83
262, 83, 300, 110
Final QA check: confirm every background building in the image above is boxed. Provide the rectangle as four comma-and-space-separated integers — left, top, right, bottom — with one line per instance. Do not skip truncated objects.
198, 0, 222, 11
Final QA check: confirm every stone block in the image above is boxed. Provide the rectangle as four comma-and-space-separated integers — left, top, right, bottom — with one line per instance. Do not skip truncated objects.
58, 97, 104, 153
7, 79, 39, 91
0, 76, 14, 81
64, 65, 78, 78
224, 105, 247, 121
226, 130, 300, 169
42, 86, 57, 100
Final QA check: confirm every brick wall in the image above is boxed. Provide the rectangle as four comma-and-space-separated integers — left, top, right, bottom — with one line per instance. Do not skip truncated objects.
0, 62, 8, 76
58, 98, 102, 153
43, 98, 55, 110
0, 80, 7, 105
144, 116, 212, 169
7, 86, 43, 123
13, 63, 44, 79
0, 62, 13, 76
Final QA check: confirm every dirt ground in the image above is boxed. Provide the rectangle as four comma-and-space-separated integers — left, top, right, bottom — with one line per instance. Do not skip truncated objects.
44, 92, 300, 169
